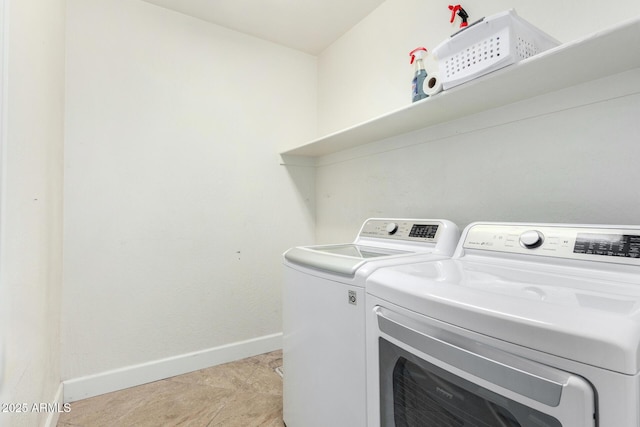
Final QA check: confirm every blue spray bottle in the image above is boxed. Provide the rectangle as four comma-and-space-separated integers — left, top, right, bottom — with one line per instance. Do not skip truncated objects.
409, 47, 428, 102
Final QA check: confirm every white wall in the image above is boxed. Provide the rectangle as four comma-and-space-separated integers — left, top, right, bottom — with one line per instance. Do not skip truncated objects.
315, 0, 640, 243
316, 72, 640, 242
0, 0, 66, 425
62, 0, 316, 399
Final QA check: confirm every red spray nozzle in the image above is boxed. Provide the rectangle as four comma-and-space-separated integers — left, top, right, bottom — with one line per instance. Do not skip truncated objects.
449, 5, 461, 23
409, 47, 427, 64
448, 4, 469, 28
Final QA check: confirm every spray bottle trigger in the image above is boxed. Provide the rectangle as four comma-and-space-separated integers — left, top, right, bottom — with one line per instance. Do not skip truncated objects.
409, 47, 427, 64
449, 4, 469, 28
449, 5, 460, 23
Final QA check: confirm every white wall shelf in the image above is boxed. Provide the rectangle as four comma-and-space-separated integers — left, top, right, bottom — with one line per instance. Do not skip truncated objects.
280, 17, 640, 158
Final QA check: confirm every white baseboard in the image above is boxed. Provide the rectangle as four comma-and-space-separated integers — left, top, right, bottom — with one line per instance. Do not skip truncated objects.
62, 332, 282, 403
43, 383, 65, 427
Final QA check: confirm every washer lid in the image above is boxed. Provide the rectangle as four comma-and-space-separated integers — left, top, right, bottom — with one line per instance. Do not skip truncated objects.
367, 258, 640, 374
284, 244, 411, 276
310, 244, 408, 258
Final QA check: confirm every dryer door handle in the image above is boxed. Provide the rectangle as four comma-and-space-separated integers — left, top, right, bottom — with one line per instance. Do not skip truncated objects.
375, 306, 568, 407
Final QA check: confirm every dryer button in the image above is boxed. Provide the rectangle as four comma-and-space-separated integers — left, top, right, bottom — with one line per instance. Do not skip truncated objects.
520, 230, 544, 249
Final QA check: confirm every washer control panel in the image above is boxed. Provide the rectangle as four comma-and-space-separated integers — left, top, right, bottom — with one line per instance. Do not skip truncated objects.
464, 224, 640, 265
359, 219, 442, 242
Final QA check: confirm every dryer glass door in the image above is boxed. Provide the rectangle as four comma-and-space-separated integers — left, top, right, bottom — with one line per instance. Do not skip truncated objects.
374, 307, 596, 427
382, 339, 560, 427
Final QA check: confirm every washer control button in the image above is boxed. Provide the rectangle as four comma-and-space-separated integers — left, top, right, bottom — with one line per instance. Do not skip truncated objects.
386, 223, 399, 235
520, 230, 544, 249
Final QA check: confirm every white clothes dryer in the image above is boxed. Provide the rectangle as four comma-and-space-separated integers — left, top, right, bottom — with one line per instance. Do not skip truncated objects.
282, 218, 459, 427
366, 222, 640, 427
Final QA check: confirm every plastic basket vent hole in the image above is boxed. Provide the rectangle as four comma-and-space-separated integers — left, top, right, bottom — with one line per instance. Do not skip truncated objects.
445, 58, 454, 77
517, 37, 537, 59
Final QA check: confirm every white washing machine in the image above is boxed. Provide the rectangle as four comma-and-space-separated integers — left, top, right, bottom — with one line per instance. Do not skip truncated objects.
366, 222, 640, 427
282, 218, 459, 427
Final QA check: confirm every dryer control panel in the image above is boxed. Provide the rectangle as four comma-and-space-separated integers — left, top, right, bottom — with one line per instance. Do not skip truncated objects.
463, 224, 640, 265
359, 219, 443, 242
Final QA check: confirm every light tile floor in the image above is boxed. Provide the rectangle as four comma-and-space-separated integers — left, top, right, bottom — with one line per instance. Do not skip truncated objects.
57, 350, 284, 427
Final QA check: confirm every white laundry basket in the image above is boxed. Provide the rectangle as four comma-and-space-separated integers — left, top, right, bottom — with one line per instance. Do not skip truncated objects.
433, 9, 560, 90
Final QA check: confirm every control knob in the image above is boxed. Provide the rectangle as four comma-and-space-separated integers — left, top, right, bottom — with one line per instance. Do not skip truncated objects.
386, 223, 399, 235
519, 230, 544, 249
